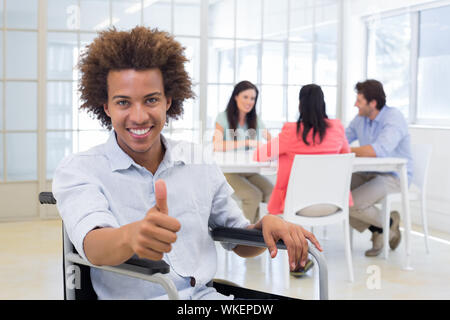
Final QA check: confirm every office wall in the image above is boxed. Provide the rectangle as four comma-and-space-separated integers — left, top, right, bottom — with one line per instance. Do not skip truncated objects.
343, 0, 450, 234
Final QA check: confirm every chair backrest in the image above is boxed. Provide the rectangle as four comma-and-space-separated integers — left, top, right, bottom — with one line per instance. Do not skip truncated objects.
284, 153, 354, 220
410, 144, 432, 191
39, 192, 97, 300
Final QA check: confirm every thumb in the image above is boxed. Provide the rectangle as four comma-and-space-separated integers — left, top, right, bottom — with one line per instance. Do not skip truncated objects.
154, 179, 168, 214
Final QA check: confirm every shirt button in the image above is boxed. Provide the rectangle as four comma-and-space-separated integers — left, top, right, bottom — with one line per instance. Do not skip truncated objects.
190, 277, 196, 287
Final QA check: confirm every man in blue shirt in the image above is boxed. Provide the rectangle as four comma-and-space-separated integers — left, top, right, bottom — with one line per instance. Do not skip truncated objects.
346, 79, 413, 257
52, 26, 322, 299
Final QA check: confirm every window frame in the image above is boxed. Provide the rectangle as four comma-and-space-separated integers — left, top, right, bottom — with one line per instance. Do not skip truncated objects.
363, 0, 450, 127
0, 0, 342, 220
206, 0, 342, 136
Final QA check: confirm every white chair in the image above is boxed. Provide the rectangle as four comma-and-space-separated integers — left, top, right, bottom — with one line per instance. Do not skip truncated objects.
380, 144, 432, 259
283, 153, 355, 282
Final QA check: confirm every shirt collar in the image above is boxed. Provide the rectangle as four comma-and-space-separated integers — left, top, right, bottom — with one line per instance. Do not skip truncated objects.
157, 134, 187, 170
105, 130, 187, 172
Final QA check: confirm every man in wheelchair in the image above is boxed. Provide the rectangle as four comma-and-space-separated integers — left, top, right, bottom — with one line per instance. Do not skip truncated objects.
52, 26, 322, 299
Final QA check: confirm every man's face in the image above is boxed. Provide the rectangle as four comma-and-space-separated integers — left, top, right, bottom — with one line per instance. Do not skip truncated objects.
355, 93, 376, 118
104, 68, 171, 161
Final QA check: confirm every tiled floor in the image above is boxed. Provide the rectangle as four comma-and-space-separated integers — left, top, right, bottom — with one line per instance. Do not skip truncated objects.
1, 218, 450, 300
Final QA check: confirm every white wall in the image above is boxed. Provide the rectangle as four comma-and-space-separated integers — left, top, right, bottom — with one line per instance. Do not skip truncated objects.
342, 0, 450, 234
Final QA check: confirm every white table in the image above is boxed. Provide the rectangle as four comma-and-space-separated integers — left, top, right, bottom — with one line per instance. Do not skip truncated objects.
214, 151, 412, 270
214, 150, 278, 174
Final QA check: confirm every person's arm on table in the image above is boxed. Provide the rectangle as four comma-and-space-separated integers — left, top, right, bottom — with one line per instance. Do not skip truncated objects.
212, 122, 256, 151
351, 145, 376, 157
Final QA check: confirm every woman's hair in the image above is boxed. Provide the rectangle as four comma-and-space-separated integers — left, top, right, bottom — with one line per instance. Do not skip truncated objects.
296, 84, 329, 145
225, 81, 258, 137
78, 26, 195, 130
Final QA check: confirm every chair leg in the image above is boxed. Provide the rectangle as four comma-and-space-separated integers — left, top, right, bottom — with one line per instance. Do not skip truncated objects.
382, 198, 390, 260
343, 219, 354, 282
349, 227, 353, 251
259, 202, 268, 220
421, 195, 430, 254
313, 261, 320, 300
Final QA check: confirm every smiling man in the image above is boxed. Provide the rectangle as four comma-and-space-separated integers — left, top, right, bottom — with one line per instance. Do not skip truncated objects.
345, 79, 413, 257
52, 26, 321, 300
104, 69, 170, 175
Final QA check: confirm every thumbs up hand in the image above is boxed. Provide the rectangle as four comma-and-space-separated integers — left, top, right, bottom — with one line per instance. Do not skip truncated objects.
127, 179, 181, 261
154, 179, 169, 214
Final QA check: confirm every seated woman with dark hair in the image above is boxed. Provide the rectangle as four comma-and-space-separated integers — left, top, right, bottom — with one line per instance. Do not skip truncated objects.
254, 84, 352, 276
213, 80, 273, 224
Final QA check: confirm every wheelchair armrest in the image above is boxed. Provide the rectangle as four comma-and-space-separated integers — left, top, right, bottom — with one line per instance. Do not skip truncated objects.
211, 226, 328, 300
39, 192, 56, 204
121, 255, 170, 275
211, 227, 286, 249
66, 252, 178, 299
66, 252, 170, 275
39, 192, 170, 276
210, 226, 325, 262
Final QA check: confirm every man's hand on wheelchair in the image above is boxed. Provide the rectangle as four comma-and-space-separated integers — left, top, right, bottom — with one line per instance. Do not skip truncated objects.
127, 179, 181, 261
252, 215, 323, 272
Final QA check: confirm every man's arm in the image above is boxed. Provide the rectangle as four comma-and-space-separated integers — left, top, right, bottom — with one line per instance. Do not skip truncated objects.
83, 226, 134, 266
84, 180, 181, 266
233, 215, 322, 271
232, 240, 266, 257
351, 145, 376, 157
345, 119, 358, 145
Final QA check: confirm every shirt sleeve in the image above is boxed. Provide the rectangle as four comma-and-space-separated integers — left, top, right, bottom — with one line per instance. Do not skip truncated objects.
337, 120, 351, 154
345, 117, 358, 144
371, 121, 407, 158
207, 164, 251, 250
215, 111, 228, 129
52, 157, 120, 261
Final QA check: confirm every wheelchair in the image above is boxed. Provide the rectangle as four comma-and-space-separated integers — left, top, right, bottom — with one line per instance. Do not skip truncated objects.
39, 192, 328, 300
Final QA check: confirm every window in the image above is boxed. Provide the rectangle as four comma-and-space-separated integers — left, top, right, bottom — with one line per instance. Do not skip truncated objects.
366, 13, 411, 118
207, 0, 340, 138
0, 0, 342, 220
46, 0, 202, 179
365, 4, 450, 126
46, 0, 110, 179
417, 5, 450, 122
1, 0, 39, 181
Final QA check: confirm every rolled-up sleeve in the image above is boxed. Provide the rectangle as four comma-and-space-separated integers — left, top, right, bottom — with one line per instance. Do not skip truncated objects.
52, 156, 120, 261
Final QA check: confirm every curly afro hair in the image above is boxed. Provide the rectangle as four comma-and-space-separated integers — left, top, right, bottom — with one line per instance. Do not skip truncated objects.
78, 26, 195, 130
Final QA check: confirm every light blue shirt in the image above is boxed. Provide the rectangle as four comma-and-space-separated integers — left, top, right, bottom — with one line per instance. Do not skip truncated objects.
52, 131, 250, 300
345, 105, 413, 180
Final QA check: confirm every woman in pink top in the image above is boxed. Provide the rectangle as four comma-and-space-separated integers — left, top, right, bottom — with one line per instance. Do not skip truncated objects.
254, 84, 351, 216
